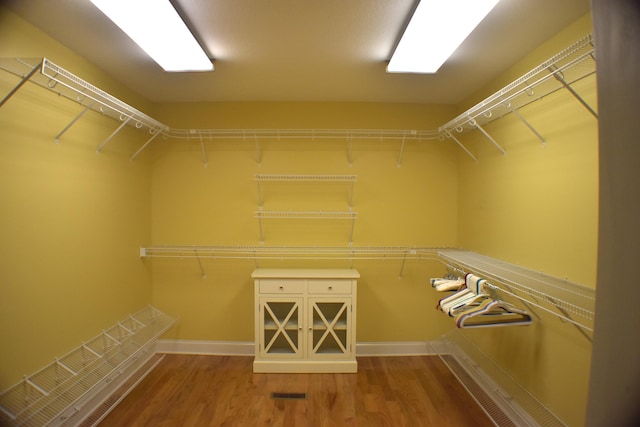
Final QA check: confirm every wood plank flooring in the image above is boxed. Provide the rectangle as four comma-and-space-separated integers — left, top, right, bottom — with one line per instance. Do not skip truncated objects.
98, 355, 496, 427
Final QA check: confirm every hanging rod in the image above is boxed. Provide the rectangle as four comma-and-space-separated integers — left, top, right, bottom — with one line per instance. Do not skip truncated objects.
438, 249, 595, 332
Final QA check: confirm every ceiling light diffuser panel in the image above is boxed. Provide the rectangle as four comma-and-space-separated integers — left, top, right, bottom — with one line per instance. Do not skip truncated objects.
387, 0, 500, 74
89, 0, 213, 72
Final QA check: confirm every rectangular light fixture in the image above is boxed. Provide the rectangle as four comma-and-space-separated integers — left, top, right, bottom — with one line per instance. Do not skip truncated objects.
89, 0, 213, 72
387, 0, 500, 74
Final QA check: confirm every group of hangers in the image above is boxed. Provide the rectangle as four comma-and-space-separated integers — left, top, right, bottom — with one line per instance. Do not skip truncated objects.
431, 273, 533, 328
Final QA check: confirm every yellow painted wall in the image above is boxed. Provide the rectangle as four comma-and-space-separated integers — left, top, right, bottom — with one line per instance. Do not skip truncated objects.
0, 5, 600, 426
455, 14, 597, 426
149, 102, 459, 342
0, 7, 153, 390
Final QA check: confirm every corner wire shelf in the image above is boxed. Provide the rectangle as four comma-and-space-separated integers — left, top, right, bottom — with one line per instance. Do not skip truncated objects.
0, 58, 170, 160
438, 249, 595, 335
0, 306, 175, 427
438, 33, 597, 161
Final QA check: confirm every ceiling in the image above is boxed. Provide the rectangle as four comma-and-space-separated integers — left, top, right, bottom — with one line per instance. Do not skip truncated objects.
3, 0, 591, 104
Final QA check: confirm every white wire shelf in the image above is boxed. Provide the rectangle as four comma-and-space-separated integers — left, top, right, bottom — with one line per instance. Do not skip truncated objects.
168, 128, 439, 141
438, 249, 595, 333
0, 34, 596, 163
439, 34, 596, 159
0, 58, 169, 157
255, 175, 358, 209
255, 211, 357, 220
0, 306, 175, 427
436, 331, 567, 427
140, 245, 438, 260
255, 174, 357, 182
139, 245, 596, 333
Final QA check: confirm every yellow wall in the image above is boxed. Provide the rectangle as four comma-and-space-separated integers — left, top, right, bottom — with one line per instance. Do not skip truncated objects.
455, 14, 597, 426
0, 5, 599, 427
0, 8, 153, 390
457, 15, 598, 288
149, 102, 459, 342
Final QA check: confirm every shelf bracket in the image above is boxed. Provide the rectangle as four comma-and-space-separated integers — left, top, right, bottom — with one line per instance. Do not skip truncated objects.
195, 250, 206, 279
130, 129, 162, 161
347, 134, 354, 167
398, 251, 407, 279
445, 132, 478, 162
349, 181, 355, 210
469, 119, 506, 156
96, 116, 131, 153
397, 134, 406, 168
348, 217, 355, 246
55, 102, 94, 144
0, 60, 42, 108
255, 133, 262, 166
548, 65, 598, 119
508, 105, 546, 146
257, 179, 264, 208
258, 216, 265, 244
198, 133, 209, 168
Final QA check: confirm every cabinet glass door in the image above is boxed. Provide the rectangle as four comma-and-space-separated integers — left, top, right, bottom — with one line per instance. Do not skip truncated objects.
310, 301, 349, 356
261, 300, 301, 356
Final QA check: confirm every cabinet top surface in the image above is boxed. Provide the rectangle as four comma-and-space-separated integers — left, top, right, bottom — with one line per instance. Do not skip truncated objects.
252, 268, 360, 279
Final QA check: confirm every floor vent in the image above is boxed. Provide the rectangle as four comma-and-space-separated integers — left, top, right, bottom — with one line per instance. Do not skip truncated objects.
270, 392, 307, 400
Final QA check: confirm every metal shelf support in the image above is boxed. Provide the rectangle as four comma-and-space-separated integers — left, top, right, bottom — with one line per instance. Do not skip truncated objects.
547, 64, 598, 119
0, 61, 42, 108
445, 131, 478, 162
96, 116, 131, 153
55, 103, 94, 144
509, 106, 546, 146
470, 118, 506, 156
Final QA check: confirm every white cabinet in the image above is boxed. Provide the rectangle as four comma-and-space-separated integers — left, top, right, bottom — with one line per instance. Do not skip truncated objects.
252, 269, 359, 373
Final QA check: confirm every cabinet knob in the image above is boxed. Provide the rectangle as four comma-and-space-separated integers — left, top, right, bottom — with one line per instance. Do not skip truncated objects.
279, 286, 283, 290
328, 286, 333, 290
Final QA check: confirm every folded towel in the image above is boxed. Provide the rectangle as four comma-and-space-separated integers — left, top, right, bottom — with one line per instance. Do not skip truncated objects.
430, 277, 464, 291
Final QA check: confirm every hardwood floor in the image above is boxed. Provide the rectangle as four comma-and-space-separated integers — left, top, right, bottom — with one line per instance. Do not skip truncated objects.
98, 355, 496, 427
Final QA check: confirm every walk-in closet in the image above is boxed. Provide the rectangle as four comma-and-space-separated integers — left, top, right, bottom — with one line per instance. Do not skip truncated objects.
1, 1, 639, 426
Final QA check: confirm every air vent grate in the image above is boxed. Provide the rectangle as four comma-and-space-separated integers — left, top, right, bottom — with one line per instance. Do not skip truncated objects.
270, 392, 307, 400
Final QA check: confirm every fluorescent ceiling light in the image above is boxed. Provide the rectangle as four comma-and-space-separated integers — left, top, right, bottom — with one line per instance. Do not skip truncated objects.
387, 0, 500, 74
89, 0, 213, 72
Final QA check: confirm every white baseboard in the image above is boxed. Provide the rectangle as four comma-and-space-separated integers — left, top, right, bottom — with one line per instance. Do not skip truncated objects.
356, 341, 436, 356
155, 339, 255, 355
155, 339, 437, 357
